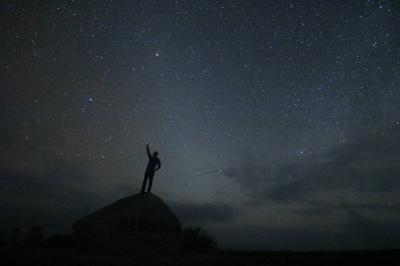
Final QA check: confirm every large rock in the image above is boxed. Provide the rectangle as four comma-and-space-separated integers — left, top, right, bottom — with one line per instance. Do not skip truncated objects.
73, 192, 182, 255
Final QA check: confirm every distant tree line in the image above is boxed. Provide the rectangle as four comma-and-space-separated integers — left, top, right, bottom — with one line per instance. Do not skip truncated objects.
4, 225, 218, 253
180, 227, 218, 252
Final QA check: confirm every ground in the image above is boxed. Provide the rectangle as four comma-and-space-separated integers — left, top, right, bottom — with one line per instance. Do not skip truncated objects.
1, 246, 400, 266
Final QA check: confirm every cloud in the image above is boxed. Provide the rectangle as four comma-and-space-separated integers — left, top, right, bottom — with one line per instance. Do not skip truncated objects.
216, 210, 400, 250
0, 160, 107, 234
169, 201, 240, 225
223, 152, 275, 199
224, 134, 400, 204
294, 201, 400, 216
340, 208, 400, 249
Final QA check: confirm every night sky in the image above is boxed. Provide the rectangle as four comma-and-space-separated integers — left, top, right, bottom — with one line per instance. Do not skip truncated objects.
1, 0, 400, 250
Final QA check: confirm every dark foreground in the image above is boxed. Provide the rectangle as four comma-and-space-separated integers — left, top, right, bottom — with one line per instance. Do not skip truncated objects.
1, 246, 400, 266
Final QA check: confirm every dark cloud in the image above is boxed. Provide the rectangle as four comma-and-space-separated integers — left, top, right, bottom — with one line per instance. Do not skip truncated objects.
0, 161, 107, 234
225, 134, 400, 204
294, 201, 400, 216
170, 201, 240, 225
221, 133, 400, 249
223, 152, 275, 198
216, 210, 400, 250
340, 209, 400, 249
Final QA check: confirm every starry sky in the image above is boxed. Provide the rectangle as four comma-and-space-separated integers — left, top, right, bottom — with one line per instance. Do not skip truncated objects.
1, 0, 400, 250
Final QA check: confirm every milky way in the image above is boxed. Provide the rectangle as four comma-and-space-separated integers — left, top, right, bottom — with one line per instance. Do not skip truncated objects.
1, 1, 400, 250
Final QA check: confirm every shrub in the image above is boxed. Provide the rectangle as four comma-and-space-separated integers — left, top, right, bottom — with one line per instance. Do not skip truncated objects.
181, 227, 218, 252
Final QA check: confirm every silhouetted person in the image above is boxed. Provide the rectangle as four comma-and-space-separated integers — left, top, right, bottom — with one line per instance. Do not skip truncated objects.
141, 144, 161, 193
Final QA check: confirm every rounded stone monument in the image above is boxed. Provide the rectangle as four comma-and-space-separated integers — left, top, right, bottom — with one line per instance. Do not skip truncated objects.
73, 192, 182, 255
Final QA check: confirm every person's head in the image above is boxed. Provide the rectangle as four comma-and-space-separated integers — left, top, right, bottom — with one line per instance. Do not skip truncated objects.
153, 151, 158, 157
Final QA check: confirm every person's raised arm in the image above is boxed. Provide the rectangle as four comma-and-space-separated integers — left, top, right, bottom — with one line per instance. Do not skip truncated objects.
146, 144, 151, 158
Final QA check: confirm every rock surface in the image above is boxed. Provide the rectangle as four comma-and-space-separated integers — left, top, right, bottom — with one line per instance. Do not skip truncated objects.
73, 192, 182, 255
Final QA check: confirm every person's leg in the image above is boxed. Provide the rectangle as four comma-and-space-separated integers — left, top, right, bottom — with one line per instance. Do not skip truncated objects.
141, 174, 148, 193
147, 172, 154, 193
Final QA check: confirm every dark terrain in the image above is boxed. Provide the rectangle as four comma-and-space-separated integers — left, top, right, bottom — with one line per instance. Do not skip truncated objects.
1, 245, 399, 266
